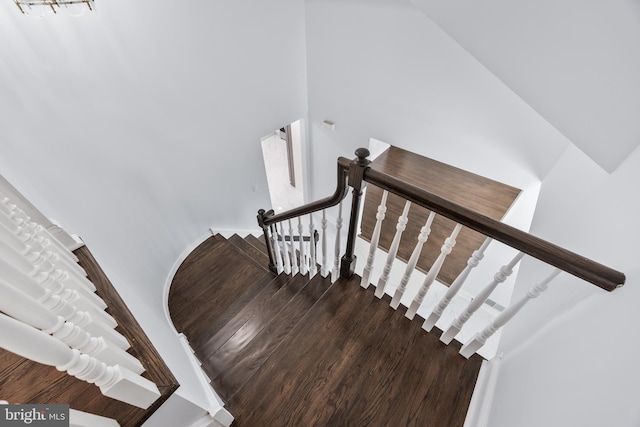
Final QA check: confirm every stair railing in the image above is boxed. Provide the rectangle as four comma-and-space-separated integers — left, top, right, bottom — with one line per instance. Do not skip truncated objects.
258, 148, 626, 358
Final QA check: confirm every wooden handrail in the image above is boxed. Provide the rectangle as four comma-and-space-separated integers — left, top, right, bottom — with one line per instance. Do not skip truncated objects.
261, 157, 351, 226
364, 168, 626, 292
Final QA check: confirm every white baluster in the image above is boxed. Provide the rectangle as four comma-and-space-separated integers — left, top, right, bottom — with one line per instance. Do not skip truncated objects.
0, 214, 90, 291
390, 211, 435, 309
270, 225, 284, 274
331, 201, 344, 283
320, 210, 329, 277
298, 217, 307, 275
375, 200, 411, 298
0, 312, 160, 409
460, 269, 561, 358
423, 238, 493, 331
69, 409, 121, 427
0, 278, 144, 373
308, 214, 318, 277
0, 227, 105, 310
288, 219, 298, 276
405, 223, 463, 320
0, 197, 79, 266
278, 223, 291, 275
361, 190, 388, 289
441, 252, 525, 344
0, 257, 129, 350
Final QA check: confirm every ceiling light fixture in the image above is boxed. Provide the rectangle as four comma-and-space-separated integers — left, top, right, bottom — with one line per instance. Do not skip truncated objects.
14, 0, 94, 16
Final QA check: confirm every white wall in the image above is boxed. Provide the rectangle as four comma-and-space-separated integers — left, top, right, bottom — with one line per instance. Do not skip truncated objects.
411, 0, 640, 173
304, 0, 570, 203
0, 0, 308, 412
488, 144, 640, 427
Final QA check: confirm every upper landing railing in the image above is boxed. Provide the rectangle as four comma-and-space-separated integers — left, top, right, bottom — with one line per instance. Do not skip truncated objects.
257, 148, 625, 358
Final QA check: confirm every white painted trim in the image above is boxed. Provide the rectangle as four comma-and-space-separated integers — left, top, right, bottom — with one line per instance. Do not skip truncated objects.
463, 355, 502, 427
161, 229, 235, 427
209, 227, 262, 239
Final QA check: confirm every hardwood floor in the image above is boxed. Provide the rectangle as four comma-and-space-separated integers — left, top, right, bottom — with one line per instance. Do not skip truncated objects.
361, 146, 521, 285
169, 234, 483, 426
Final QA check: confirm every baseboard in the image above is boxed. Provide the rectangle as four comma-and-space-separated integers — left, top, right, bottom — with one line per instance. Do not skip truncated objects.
463, 355, 502, 427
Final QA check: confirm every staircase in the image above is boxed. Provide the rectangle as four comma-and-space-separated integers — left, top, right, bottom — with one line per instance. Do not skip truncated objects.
168, 233, 483, 426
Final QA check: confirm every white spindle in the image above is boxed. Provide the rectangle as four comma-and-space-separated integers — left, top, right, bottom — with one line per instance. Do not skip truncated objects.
375, 200, 410, 298
69, 409, 121, 427
423, 238, 493, 331
0, 257, 129, 350
0, 212, 89, 287
361, 190, 388, 289
0, 197, 79, 267
278, 222, 291, 275
270, 225, 284, 274
459, 269, 562, 358
390, 211, 436, 309
405, 223, 463, 320
441, 252, 525, 344
331, 201, 344, 283
298, 217, 307, 275
0, 312, 160, 409
288, 219, 298, 275
0, 278, 144, 373
321, 210, 329, 277
0, 229, 106, 310
308, 214, 317, 277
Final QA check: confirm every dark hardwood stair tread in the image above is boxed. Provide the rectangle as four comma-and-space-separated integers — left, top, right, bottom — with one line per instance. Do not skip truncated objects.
196, 272, 302, 357
243, 234, 268, 255
227, 233, 270, 267
168, 235, 273, 345
206, 274, 333, 399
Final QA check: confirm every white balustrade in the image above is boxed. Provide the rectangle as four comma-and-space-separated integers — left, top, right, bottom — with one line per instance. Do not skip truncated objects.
375, 200, 411, 298
308, 214, 317, 277
0, 196, 79, 265
0, 257, 129, 350
288, 219, 299, 275
331, 201, 344, 283
405, 224, 463, 320
441, 252, 525, 345
361, 190, 388, 289
321, 210, 329, 277
0, 238, 113, 325
459, 268, 562, 358
390, 211, 436, 309
298, 217, 307, 275
0, 278, 144, 373
0, 312, 160, 409
0, 228, 105, 310
278, 223, 291, 275
423, 238, 493, 331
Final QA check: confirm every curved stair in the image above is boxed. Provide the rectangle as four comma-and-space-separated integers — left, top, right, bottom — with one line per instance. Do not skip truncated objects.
168, 233, 483, 426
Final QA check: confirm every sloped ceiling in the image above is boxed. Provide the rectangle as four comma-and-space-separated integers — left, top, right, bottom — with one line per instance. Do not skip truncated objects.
411, 0, 640, 172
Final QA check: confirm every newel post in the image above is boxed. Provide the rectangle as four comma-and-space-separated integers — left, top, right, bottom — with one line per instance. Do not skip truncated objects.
340, 148, 371, 279
257, 209, 278, 274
